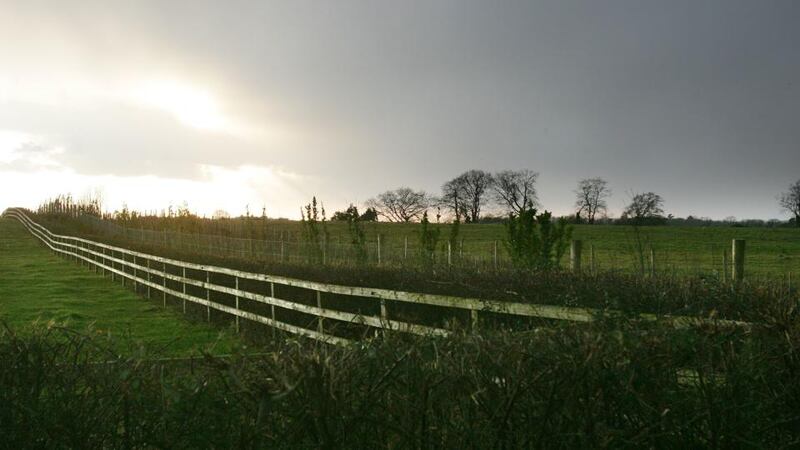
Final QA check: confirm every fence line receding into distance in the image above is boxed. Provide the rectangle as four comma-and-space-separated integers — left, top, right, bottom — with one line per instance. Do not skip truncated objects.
3, 209, 748, 345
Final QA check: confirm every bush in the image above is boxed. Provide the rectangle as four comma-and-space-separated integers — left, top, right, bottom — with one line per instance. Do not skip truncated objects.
505, 208, 572, 270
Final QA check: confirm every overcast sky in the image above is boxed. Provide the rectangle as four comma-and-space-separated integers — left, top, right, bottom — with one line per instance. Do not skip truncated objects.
1, 0, 798, 220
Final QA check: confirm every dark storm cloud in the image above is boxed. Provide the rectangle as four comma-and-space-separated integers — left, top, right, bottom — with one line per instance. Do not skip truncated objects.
2, 0, 799, 218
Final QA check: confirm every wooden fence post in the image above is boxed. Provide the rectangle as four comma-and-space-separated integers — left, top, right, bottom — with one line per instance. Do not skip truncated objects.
147, 259, 151, 299
404, 236, 408, 260
590, 244, 596, 275
377, 234, 382, 265
270, 282, 276, 337
316, 291, 323, 334
206, 271, 211, 321
570, 240, 582, 272
133, 255, 137, 292
732, 239, 745, 282
235, 276, 240, 333
447, 240, 452, 266
182, 267, 187, 314
162, 262, 167, 307
649, 247, 656, 277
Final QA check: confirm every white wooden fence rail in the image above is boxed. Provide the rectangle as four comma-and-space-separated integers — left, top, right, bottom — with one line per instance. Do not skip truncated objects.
3, 209, 748, 345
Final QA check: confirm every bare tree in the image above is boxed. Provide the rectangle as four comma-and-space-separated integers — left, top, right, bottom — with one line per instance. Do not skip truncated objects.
622, 192, 665, 222
574, 177, 611, 224
493, 169, 539, 214
365, 187, 429, 222
440, 178, 468, 222
440, 170, 494, 223
779, 179, 800, 227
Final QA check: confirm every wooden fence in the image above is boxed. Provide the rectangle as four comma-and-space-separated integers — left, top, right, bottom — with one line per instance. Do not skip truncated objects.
3, 209, 748, 345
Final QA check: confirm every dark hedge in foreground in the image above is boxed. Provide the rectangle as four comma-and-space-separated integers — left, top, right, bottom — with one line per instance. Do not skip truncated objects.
2, 314, 799, 449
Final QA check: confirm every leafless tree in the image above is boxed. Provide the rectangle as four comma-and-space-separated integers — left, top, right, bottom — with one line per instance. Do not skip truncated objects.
779, 179, 800, 227
440, 170, 494, 222
574, 177, 611, 224
365, 187, 430, 222
492, 169, 539, 214
440, 178, 468, 222
622, 192, 664, 221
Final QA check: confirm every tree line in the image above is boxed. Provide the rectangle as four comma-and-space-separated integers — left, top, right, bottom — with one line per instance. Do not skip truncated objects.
356, 170, 666, 226
351, 171, 800, 228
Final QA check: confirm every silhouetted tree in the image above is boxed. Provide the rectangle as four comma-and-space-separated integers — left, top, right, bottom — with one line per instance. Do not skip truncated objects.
441, 170, 494, 222
574, 177, 611, 224
779, 179, 800, 227
622, 192, 665, 224
365, 187, 429, 222
493, 169, 539, 214
359, 207, 379, 222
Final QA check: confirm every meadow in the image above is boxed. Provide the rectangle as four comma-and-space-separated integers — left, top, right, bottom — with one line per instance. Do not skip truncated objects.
4, 211, 800, 446
0, 217, 240, 356
43, 213, 800, 279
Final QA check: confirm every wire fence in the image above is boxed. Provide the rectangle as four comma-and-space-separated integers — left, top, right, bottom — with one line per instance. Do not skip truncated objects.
34, 213, 800, 279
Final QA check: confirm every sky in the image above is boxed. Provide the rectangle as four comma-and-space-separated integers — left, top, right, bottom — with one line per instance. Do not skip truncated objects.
1, 0, 799, 220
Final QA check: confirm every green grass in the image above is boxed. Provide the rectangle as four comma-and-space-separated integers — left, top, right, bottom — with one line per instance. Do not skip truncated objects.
0, 218, 240, 356
319, 221, 800, 277
43, 212, 800, 278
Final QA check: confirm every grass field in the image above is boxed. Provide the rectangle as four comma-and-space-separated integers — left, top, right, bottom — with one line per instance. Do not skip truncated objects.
56, 213, 800, 278
0, 218, 240, 356
3, 213, 800, 446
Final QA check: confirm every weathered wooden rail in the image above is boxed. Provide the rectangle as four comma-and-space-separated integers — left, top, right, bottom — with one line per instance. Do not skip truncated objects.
3, 209, 748, 345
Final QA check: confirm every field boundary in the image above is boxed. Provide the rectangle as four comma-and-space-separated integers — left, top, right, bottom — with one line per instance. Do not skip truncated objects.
3, 209, 749, 344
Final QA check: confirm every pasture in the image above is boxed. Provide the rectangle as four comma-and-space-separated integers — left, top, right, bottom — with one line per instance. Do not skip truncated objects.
48, 213, 800, 278
0, 217, 240, 356
2, 210, 800, 446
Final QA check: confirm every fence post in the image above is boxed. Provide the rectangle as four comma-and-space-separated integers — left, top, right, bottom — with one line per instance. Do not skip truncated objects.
471, 309, 479, 331
590, 244, 596, 275
493, 240, 498, 271
270, 282, 276, 337
377, 234, 382, 265
649, 247, 656, 277
447, 240, 452, 266
206, 271, 211, 321
147, 259, 151, 299
182, 267, 187, 314
404, 236, 408, 260
732, 239, 745, 282
133, 255, 137, 292
316, 290, 323, 334
570, 240, 582, 272
162, 262, 167, 307
235, 276, 240, 333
